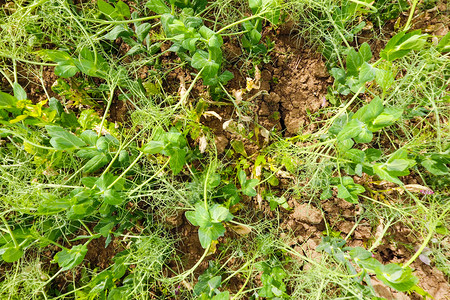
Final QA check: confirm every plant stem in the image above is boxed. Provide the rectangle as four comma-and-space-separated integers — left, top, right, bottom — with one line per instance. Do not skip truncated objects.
107, 152, 144, 190
97, 84, 116, 138
173, 68, 203, 111
0, 215, 19, 248
128, 159, 170, 195
402, 225, 434, 269
403, 0, 419, 31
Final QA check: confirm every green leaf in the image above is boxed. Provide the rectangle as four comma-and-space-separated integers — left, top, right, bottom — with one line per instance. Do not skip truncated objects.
344, 149, 365, 163
346, 48, 363, 76
141, 141, 165, 154
230, 140, 247, 156
242, 179, 258, 197
46, 125, 86, 150
97, 0, 117, 19
191, 50, 220, 85
358, 62, 376, 84
136, 23, 152, 42
0, 91, 18, 108
437, 31, 450, 53
349, 247, 372, 260
102, 25, 132, 40
185, 211, 199, 226
212, 291, 230, 300
198, 223, 225, 248
380, 30, 427, 61
103, 189, 123, 205
115, 1, 131, 18
210, 205, 233, 222
84, 153, 110, 173
375, 68, 395, 92
146, 0, 171, 14
373, 163, 403, 185
421, 158, 449, 175
386, 159, 410, 172
168, 146, 186, 175
376, 264, 418, 292
2, 247, 24, 262
369, 107, 403, 131
337, 119, 363, 141
13, 83, 27, 100
55, 61, 79, 78
359, 42, 372, 62
54, 244, 88, 271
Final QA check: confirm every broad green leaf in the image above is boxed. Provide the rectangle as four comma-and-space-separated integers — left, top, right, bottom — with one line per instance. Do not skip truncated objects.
103, 189, 123, 205
84, 153, 111, 174
210, 205, 232, 222
337, 119, 363, 141
437, 31, 450, 53
77, 149, 100, 159
380, 30, 427, 61
146, 0, 171, 14
373, 163, 403, 185
386, 159, 410, 172
353, 97, 383, 124
13, 83, 27, 100
185, 211, 198, 226
198, 227, 213, 248
55, 61, 79, 78
346, 48, 363, 76
212, 291, 230, 300
115, 1, 131, 19
349, 247, 372, 260
359, 42, 372, 62
187, 203, 211, 228
230, 140, 247, 156
208, 276, 222, 290
243, 178, 258, 197
80, 130, 98, 146
46, 125, 86, 150
2, 247, 24, 262
97, 0, 117, 18
376, 264, 418, 292
353, 127, 372, 144
375, 68, 395, 92
337, 184, 351, 199
198, 222, 225, 248
54, 244, 88, 271
370, 107, 403, 131
219, 70, 234, 84
421, 158, 449, 175
365, 148, 382, 162
344, 149, 365, 163
0, 91, 18, 108
359, 62, 376, 83
136, 23, 152, 42
141, 141, 164, 154
168, 146, 186, 174
102, 25, 133, 40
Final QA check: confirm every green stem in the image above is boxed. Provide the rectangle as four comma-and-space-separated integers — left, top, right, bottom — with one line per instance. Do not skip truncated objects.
81, 14, 161, 24
0, 215, 19, 248
128, 159, 170, 195
216, 14, 262, 35
79, 220, 94, 237
403, 0, 419, 31
402, 225, 434, 269
97, 85, 116, 138
173, 68, 203, 110
348, 0, 377, 12
107, 152, 144, 190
